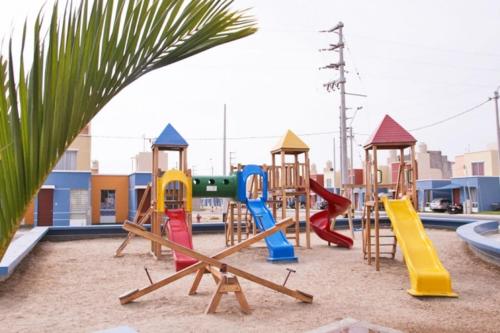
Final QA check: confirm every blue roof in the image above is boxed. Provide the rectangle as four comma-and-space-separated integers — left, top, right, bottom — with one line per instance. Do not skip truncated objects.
153, 123, 188, 147
435, 184, 462, 190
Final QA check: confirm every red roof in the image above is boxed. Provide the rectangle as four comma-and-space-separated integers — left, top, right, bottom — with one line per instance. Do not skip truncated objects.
365, 115, 416, 147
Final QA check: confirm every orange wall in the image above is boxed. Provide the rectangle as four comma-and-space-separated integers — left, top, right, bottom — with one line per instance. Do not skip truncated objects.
91, 175, 129, 224
22, 199, 35, 225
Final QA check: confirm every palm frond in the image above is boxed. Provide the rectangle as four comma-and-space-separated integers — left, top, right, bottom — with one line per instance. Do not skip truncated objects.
0, 0, 256, 259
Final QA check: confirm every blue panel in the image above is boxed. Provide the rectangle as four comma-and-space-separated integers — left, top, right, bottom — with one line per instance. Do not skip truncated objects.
53, 188, 71, 226
237, 165, 268, 202
128, 173, 152, 219
153, 123, 188, 147
44, 171, 91, 189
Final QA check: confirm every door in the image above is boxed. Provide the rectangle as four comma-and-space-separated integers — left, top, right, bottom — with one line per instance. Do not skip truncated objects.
136, 188, 151, 223
37, 189, 54, 226
452, 189, 460, 205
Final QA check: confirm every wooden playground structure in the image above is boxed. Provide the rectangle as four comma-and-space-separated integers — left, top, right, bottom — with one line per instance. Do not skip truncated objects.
224, 130, 313, 249
361, 115, 418, 271
119, 217, 313, 314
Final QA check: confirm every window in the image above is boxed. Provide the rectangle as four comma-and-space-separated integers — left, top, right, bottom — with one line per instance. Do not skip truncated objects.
100, 190, 116, 223
54, 150, 77, 170
471, 162, 484, 176
70, 190, 89, 225
326, 179, 332, 188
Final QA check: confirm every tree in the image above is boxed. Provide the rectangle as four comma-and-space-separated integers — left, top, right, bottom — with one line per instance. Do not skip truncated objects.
0, 0, 256, 259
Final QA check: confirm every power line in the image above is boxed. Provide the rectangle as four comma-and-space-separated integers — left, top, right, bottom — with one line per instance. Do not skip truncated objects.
409, 99, 491, 131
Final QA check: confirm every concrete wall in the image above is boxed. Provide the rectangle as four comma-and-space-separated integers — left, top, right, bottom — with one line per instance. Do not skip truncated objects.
91, 175, 129, 224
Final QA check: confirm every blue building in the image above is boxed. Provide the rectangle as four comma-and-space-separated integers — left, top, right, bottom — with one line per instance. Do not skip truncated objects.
417, 177, 500, 212
34, 171, 92, 226
128, 172, 152, 220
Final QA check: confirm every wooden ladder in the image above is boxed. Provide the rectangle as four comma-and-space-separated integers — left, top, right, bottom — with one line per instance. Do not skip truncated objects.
362, 204, 397, 261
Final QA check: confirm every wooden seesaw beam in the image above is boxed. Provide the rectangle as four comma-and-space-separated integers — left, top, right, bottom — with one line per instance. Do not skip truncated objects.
119, 218, 313, 305
119, 218, 295, 304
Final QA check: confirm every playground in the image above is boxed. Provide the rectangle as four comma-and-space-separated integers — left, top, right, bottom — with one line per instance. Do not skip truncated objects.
0, 229, 499, 332
1, 119, 499, 333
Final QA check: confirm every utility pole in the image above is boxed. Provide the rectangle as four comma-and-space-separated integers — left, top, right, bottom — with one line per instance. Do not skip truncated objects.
494, 90, 500, 165
348, 127, 354, 184
223, 104, 227, 176
320, 22, 348, 188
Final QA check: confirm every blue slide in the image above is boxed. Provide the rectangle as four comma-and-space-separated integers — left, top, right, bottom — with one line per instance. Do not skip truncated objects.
246, 198, 297, 262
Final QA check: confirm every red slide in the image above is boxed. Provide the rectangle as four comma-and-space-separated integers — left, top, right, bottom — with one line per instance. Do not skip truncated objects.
165, 209, 197, 271
309, 178, 353, 248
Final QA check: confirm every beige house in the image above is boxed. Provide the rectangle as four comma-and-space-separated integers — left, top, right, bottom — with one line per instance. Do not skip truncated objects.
416, 143, 453, 179
453, 145, 500, 177
54, 124, 91, 171
132, 151, 168, 172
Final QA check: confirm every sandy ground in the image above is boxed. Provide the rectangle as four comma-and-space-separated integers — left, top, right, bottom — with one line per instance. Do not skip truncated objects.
0, 229, 499, 333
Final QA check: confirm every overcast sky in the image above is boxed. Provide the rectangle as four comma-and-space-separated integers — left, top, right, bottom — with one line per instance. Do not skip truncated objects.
1, 1, 500, 175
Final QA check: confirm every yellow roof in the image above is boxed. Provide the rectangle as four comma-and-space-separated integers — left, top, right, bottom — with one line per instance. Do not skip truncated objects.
271, 130, 309, 153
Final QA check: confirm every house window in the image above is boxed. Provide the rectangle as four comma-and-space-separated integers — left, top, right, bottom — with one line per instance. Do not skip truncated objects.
326, 179, 332, 188
471, 162, 484, 176
54, 150, 77, 170
100, 190, 116, 223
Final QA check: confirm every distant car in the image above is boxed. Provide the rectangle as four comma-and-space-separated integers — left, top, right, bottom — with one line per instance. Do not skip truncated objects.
430, 198, 451, 212
447, 204, 463, 214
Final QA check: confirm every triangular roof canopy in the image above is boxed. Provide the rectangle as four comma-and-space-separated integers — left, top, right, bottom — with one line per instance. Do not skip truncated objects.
271, 130, 309, 153
364, 115, 416, 149
153, 123, 188, 149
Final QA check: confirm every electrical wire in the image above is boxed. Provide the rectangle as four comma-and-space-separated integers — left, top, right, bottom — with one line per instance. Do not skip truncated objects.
409, 99, 491, 131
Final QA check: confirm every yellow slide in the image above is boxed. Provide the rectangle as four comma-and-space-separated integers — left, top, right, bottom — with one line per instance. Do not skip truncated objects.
382, 197, 457, 297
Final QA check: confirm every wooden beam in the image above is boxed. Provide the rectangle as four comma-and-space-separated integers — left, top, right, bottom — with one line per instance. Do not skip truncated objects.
119, 218, 305, 304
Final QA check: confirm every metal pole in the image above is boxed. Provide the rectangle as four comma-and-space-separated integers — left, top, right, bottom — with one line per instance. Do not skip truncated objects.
494, 91, 500, 165
337, 22, 348, 189
223, 104, 227, 176
349, 127, 354, 185
333, 137, 337, 190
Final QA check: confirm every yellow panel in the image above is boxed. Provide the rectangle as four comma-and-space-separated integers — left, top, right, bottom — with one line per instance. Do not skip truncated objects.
382, 196, 457, 297
157, 170, 192, 212
272, 130, 309, 152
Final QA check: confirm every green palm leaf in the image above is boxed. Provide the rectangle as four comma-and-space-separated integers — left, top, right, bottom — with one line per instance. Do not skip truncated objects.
0, 0, 256, 259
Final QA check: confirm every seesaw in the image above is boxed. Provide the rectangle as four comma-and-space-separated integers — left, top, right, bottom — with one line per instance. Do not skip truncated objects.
119, 218, 313, 314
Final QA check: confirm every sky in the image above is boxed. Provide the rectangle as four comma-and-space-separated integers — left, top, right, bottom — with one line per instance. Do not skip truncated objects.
1, 0, 500, 175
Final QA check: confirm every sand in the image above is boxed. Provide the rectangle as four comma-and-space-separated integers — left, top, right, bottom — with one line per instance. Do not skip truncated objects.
0, 229, 499, 333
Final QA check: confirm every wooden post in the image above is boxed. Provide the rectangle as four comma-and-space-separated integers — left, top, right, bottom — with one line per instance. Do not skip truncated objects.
151, 146, 161, 258
237, 201, 242, 243
410, 144, 418, 209
304, 152, 311, 249
365, 149, 372, 265
281, 151, 287, 221
271, 153, 277, 219
373, 145, 380, 271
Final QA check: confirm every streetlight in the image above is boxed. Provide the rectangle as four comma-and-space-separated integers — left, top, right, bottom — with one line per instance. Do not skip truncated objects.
493, 87, 500, 165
